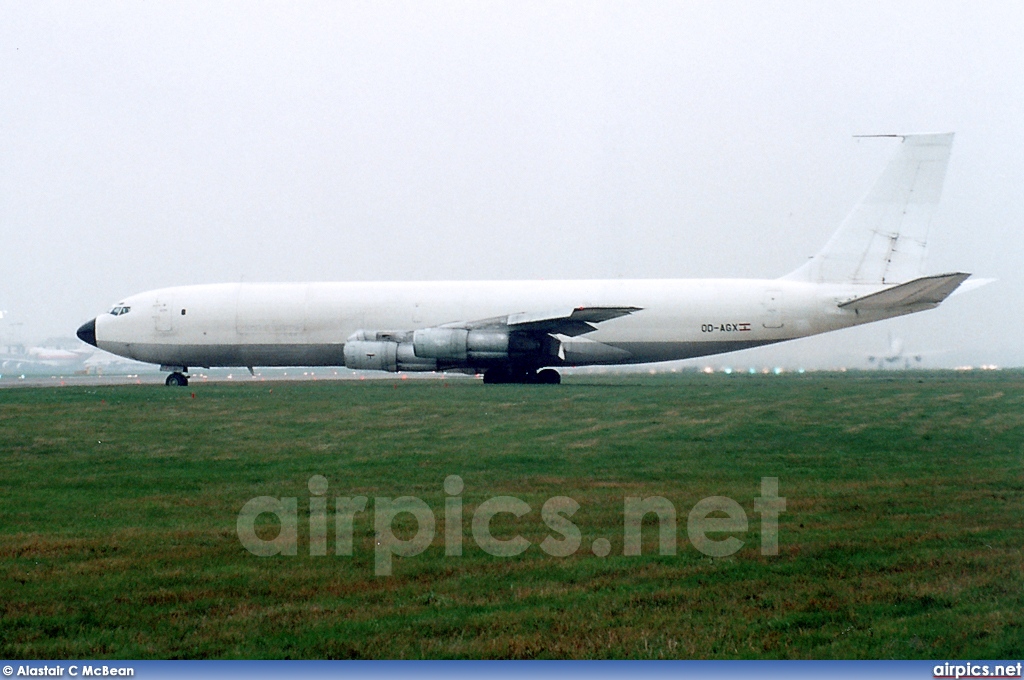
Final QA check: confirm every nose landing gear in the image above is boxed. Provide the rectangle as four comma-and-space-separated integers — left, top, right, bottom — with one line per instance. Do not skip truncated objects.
162, 365, 189, 387
165, 372, 189, 387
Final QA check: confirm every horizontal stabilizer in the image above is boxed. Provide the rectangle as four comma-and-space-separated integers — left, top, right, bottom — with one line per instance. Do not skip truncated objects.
950, 277, 996, 297
839, 272, 971, 311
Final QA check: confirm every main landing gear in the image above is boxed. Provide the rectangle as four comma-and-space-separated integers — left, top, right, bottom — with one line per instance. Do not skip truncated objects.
483, 367, 561, 385
162, 366, 189, 387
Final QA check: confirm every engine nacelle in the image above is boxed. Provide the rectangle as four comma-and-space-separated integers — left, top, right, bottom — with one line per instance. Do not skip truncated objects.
344, 340, 397, 371
343, 338, 437, 372
413, 328, 509, 361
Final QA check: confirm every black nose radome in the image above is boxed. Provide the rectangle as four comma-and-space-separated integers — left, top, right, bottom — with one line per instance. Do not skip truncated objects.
77, 318, 97, 347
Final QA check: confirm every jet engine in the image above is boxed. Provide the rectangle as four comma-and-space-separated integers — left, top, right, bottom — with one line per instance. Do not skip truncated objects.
343, 327, 553, 372
412, 328, 509, 361
342, 331, 437, 372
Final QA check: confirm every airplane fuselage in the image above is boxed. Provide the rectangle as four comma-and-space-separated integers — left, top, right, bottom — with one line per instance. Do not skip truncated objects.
90, 278, 905, 370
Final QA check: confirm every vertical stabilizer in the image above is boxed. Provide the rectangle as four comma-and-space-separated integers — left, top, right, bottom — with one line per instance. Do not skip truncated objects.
783, 133, 954, 285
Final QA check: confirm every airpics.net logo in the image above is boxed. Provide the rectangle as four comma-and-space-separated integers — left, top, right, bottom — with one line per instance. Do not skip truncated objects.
934, 663, 1023, 679
236, 476, 786, 575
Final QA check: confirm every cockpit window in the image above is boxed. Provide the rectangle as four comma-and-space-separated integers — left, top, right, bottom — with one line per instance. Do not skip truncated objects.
109, 306, 131, 316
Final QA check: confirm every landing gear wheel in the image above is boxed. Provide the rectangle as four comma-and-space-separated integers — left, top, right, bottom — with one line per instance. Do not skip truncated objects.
536, 368, 561, 385
165, 372, 189, 387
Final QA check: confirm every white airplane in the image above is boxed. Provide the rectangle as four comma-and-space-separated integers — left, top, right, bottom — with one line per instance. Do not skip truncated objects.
77, 133, 981, 386
866, 331, 944, 370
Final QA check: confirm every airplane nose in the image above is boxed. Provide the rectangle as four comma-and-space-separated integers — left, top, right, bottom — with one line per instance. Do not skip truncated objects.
77, 318, 97, 347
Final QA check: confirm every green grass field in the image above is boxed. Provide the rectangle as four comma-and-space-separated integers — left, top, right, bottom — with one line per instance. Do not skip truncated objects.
1, 372, 1022, 659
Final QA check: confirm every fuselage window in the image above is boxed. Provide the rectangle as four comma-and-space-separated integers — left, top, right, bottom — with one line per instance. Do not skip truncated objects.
109, 306, 132, 316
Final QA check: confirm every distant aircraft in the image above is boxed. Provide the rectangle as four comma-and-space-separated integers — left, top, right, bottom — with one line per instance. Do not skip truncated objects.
78, 133, 984, 386
0, 342, 91, 373
869, 333, 917, 369
867, 331, 942, 370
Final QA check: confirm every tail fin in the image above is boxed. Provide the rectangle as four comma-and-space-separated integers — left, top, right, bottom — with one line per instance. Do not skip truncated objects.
783, 133, 954, 285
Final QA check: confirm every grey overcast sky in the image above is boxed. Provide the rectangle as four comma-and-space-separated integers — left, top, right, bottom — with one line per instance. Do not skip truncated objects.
1, 1, 1021, 368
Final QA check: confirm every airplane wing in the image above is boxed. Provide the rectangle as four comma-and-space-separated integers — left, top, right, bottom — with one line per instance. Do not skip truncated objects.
455, 306, 642, 337
505, 306, 642, 336
346, 306, 643, 373
839, 273, 970, 312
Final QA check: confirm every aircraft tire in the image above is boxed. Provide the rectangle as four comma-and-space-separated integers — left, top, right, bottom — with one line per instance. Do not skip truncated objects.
165, 372, 189, 387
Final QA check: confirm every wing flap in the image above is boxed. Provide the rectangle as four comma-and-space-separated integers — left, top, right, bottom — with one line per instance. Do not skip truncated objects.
839, 272, 971, 311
